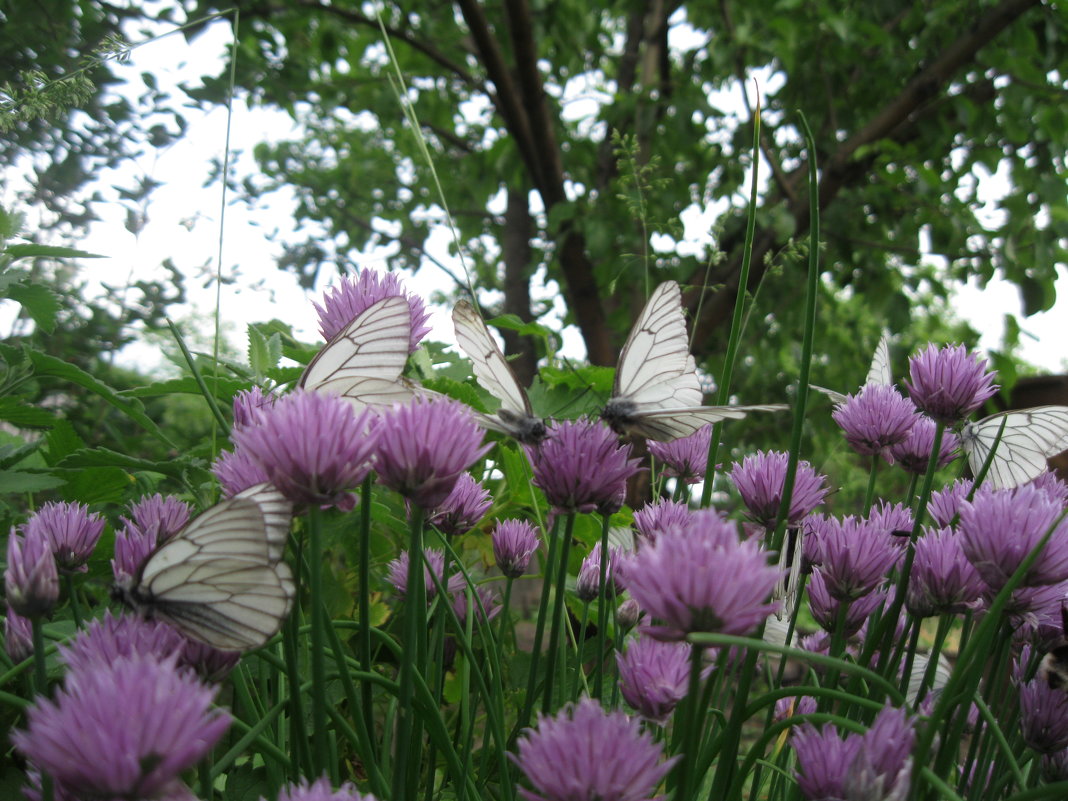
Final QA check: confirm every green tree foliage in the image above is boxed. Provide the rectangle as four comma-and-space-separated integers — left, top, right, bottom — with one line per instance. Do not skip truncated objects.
2, 1, 1064, 411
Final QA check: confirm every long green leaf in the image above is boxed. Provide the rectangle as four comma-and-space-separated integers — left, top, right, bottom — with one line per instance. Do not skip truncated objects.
27, 351, 176, 449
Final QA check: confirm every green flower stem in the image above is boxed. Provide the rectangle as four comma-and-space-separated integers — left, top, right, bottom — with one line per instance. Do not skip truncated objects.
358, 474, 376, 762
497, 575, 515, 650
30, 619, 52, 801
543, 513, 577, 713
392, 504, 427, 801
594, 512, 612, 700
307, 504, 329, 775
573, 601, 591, 702
516, 516, 561, 738
915, 615, 953, 706
281, 614, 310, 777
63, 574, 82, 628
864, 458, 879, 512
672, 644, 707, 801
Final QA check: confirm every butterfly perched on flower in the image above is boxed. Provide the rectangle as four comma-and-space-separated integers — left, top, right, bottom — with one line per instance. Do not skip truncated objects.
113, 483, 294, 652
300, 295, 432, 410
452, 299, 547, 445
599, 281, 786, 442
961, 405, 1068, 490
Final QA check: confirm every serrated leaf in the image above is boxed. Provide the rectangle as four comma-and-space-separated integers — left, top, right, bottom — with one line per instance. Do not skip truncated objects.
0, 397, 55, 428
44, 419, 85, 466
0, 441, 43, 469
27, 351, 175, 448
4, 244, 106, 260
6, 282, 60, 332
0, 470, 66, 493
121, 376, 247, 400
57, 447, 192, 479
247, 325, 282, 377
58, 467, 129, 504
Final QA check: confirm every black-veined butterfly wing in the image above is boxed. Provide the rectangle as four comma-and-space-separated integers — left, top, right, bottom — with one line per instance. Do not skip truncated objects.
601, 281, 786, 441
961, 406, 1068, 490
812, 332, 892, 406
452, 300, 546, 444
119, 487, 295, 652
301, 295, 411, 385
301, 296, 431, 411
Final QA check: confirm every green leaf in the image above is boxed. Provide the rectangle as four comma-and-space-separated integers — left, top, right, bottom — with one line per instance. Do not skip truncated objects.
57, 447, 193, 480
4, 243, 106, 260
223, 762, 270, 801
247, 325, 282, 377
5, 282, 60, 332
122, 376, 248, 400
44, 419, 86, 466
0, 397, 55, 428
0, 441, 43, 469
27, 351, 176, 449
58, 466, 130, 505
0, 470, 66, 493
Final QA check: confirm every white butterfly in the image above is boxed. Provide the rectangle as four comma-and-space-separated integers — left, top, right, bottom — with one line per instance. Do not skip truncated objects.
599, 281, 787, 442
812, 332, 892, 406
960, 406, 1068, 490
300, 295, 429, 410
452, 300, 547, 445
115, 483, 295, 652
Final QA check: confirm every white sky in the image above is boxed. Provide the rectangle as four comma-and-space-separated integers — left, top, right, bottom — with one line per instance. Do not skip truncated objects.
4, 15, 1065, 376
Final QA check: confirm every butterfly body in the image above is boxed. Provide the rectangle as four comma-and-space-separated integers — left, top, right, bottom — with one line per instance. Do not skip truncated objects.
960, 405, 1068, 490
452, 300, 548, 445
600, 281, 786, 442
114, 483, 294, 652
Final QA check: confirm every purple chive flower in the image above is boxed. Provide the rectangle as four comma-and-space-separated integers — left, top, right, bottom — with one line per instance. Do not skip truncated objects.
212, 447, 271, 497
59, 612, 185, 673
1043, 749, 1068, 782
387, 548, 447, 601
511, 698, 679, 801
793, 706, 914, 801
959, 484, 1068, 590
904, 343, 998, 425
427, 472, 492, 536
1031, 472, 1068, 504
111, 493, 195, 584
647, 425, 711, 483
866, 500, 914, 545
314, 271, 431, 352
616, 638, 696, 724
633, 499, 692, 546
23, 501, 105, 574
576, 542, 625, 602
808, 572, 888, 637
625, 521, 782, 641
617, 599, 641, 630
832, 385, 919, 456
492, 520, 540, 579
178, 637, 242, 683
525, 420, 642, 516
906, 527, 985, 618
232, 390, 380, 509
232, 386, 276, 429
4, 608, 33, 663
5, 528, 59, 619
792, 722, 864, 800
1021, 678, 1068, 754
730, 451, 830, 528
806, 516, 900, 601
124, 493, 193, 543
887, 415, 960, 474
928, 479, 974, 528
451, 582, 501, 626
269, 776, 376, 801
376, 397, 492, 509
12, 655, 230, 801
